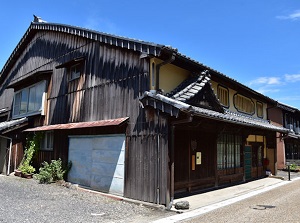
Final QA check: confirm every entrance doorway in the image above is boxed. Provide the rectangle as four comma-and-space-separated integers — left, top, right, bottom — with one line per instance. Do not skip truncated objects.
0, 138, 8, 174
244, 145, 252, 180
174, 129, 216, 193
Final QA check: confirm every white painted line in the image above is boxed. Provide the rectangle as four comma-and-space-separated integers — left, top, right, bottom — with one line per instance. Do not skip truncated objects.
91, 213, 105, 216
152, 178, 300, 223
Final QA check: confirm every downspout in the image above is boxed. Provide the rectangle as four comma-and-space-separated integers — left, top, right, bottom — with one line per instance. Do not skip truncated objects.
167, 114, 193, 210
155, 52, 176, 91
157, 109, 160, 204
0, 135, 13, 176
155, 52, 176, 205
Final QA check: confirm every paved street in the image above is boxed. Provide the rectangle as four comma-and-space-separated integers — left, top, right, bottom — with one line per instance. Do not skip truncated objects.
1, 171, 299, 223
0, 175, 174, 223
182, 178, 300, 223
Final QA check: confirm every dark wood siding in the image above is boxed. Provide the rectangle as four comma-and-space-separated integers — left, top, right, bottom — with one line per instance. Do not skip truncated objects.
174, 126, 216, 193
0, 89, 14, 111
9, 141, 24, 172
125, 110, 169, 204
1, 30, 171, 205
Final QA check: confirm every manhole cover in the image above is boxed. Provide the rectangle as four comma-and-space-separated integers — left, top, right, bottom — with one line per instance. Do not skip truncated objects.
250, 205, 276, 210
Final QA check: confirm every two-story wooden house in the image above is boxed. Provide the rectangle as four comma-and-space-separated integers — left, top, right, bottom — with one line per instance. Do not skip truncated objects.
0, 17, 288, 207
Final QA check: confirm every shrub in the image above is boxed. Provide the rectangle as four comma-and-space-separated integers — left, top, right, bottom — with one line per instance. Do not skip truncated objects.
18, 133, 42, 175
35, 159, 71, 184
288, 163, 300, 171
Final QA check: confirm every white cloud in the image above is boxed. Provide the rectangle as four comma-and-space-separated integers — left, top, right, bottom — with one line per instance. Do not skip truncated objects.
84, 16, 119, 34
255, 87, 280, 95
284, 74, 300, 82
276, 10, 300, 21
249, 77, 281, 86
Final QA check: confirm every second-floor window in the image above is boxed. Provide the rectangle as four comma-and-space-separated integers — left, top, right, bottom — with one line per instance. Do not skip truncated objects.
217, 85, 229, 107
13, 81, 46, 118
233, 94, 255, 115
256, 101, 263, 118
69, 63, 82, 81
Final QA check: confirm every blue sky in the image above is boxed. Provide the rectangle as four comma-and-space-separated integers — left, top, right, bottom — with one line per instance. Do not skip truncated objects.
1, 1, 300, 108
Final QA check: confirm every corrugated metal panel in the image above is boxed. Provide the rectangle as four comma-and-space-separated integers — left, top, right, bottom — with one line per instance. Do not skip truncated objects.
24, 117, 129, 132
68, 134, 125, 196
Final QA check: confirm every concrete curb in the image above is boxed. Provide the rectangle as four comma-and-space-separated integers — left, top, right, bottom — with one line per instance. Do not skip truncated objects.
152, 177, 300, 223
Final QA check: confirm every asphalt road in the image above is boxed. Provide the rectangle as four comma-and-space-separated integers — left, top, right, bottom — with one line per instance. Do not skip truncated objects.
183, 178, 300, 223
0, 175, 174, 223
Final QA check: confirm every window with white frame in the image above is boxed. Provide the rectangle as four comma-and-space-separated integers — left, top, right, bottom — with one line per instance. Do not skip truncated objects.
13, 81, 46, 118
40, 131, 53, 151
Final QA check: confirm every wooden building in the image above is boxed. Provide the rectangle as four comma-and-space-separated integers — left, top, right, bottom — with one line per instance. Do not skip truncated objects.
0, 17, 289, 207
268, 103, 300, 169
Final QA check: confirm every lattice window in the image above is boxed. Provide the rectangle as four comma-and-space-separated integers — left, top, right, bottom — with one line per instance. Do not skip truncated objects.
217, 85, 229, 107
256, 101, 263, 118
217, 134, 242, 169
234, 94, 255, 114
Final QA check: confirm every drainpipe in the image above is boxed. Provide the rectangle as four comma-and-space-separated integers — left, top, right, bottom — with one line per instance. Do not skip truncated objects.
155, 52, 176, 205
155, 52, 176, 91
157, 109, 160, 205
0, 135, 13, 176
167, 114, 193, 210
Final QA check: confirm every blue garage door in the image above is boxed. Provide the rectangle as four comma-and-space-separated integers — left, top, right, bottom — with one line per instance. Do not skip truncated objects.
68, 134, 125, 196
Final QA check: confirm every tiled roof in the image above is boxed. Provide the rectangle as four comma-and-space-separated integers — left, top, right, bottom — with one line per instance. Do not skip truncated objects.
141, 91, 289, 133
0, 117, 28, 132
277, 102, 298, 113
172, 50, 277, 104
0, 18, 280, 107
0, 21, 164, 78
168, 70, 210, 102
0, 108, 9, 114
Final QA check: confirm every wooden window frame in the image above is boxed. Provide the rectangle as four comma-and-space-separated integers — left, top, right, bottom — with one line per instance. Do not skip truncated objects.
68, 63, 82, 82
55, 57, 85, 82
151, 62, 155, 88
40, 131, 54, 151
217, 133, 242, 170
217, 85, 229, 108
256, 101, 263, 118
233, 93, 255, 115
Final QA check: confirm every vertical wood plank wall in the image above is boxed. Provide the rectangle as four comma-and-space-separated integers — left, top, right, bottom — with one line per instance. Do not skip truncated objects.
1, 31, 169, 204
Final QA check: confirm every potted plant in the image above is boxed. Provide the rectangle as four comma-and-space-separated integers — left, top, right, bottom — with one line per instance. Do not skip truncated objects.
17, 133, 41, 178
14, 169, 22, 177
19, 163, 35, 178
